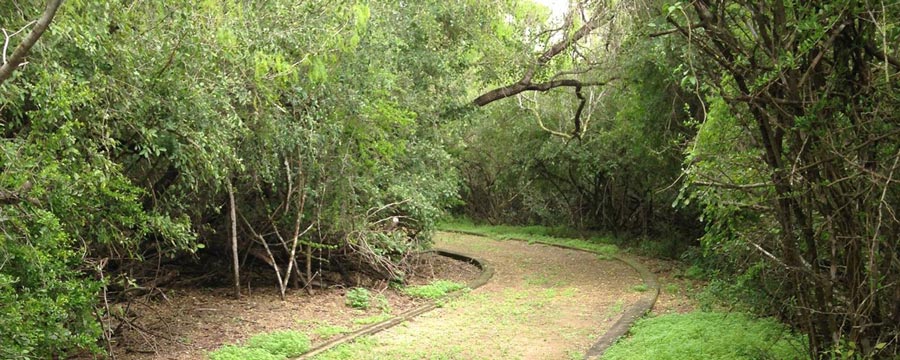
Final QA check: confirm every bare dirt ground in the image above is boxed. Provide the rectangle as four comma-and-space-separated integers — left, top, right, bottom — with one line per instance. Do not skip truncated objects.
112, 252, 478, 360
312, 232, 648, 359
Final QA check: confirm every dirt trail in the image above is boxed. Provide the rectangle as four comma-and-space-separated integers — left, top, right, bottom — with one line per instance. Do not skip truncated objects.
315, 232, 644, 359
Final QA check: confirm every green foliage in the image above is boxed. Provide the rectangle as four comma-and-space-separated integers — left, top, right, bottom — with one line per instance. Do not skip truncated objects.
209, 345, 282, 360
209, 330, 310, 360
346, 288, 372, 310
1, 0, 516, 355
601, 312, 807, 360
403, 280, 467, 299
453, 34, 699, 244
245, 330, 311, 358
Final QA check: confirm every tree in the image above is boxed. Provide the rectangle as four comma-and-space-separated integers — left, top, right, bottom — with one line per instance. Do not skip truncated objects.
471, 0, 644, 137
669, 0, 899, 357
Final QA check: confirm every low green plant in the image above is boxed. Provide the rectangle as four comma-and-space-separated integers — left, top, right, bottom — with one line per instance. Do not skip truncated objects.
632, 284, 649, 292
314, 325, 352, 339
403, 280, 467, 299
209, 345, 282, 360
601, 312, 807, 360
353, 313, 393, 325
682, 264, 706, 280
245, 330, 311, 357
375, 293, 391, 313
664, 283, 680, 294
346, 287, 371, 310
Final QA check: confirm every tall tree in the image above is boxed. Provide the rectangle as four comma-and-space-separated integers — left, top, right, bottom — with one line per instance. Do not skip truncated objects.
669, 0, 899, 356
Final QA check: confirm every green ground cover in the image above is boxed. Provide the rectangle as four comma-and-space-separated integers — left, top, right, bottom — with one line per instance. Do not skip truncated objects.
601, 312, 807, 360
437, 219, 619, 257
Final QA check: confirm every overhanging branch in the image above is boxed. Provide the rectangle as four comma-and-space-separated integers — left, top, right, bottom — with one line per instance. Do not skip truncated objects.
473, 78, 614, 107
473, 2, 611, 107
0, 0, 63, 86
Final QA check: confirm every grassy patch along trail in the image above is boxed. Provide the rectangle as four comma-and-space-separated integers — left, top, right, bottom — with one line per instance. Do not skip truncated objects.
313, 232, 644, 359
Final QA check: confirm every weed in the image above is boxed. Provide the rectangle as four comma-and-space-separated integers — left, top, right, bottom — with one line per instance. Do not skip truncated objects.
682, 264, 705, 280
353, 313, 392, 325
246, 330, 311, 357
664, 283, 680, 294
314, 324, 351, 339
346, 288, 371, 310
375, 293, 391, 313
403, 280, 466, 299
632, 284, 649, 292
209, 330, 310, 360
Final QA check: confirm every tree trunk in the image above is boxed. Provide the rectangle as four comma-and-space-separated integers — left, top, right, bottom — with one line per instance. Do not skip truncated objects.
227, 180, 240, 300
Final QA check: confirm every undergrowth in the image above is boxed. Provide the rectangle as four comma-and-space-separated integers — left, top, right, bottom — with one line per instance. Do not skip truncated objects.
209, 330, 310, 360
345, 287, 371, 309
601, 312, 807, 360
314, 325, 351, 339
403, 280, 467, 299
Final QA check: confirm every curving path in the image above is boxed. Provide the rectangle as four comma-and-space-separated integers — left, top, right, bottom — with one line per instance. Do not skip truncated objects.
313, 231, 647, 360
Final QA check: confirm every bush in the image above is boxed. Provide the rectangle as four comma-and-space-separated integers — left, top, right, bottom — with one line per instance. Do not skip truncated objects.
346, 288, 371, 310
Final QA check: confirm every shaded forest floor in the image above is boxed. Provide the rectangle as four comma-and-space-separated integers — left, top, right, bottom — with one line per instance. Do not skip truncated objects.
113, 232, 697, 359
112, 251, 479, 359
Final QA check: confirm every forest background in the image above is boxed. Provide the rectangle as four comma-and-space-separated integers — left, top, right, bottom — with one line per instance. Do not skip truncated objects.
0, 0, 897, 358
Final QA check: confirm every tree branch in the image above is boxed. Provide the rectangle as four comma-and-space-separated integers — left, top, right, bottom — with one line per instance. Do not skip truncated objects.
473, 78, 614, 106
0, 181, 36, 205
0, 0, 63, 86
473, 2, 610, 107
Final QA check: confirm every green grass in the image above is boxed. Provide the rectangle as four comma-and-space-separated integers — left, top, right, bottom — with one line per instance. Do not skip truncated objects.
403, 280, 467, 299
209, 345, 282, 360
314, 325, 352, 339
437, 219, 619, 256
631, 284, 649, 292
209, 330, 310, 359
353, 313, 392, 325
313, 336, 466, 359
601, 312, 807, 360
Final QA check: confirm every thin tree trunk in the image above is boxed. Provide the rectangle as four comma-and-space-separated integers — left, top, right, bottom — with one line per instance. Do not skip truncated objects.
227, 180, 241, 300
305, 243, 314, 295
